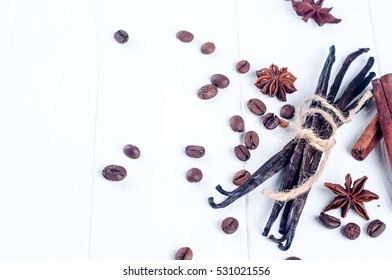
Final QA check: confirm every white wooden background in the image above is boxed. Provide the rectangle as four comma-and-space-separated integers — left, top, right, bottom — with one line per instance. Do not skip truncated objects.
0, 0, 392, 260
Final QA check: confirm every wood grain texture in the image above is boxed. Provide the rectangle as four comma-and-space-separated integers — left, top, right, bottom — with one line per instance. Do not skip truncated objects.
0, 0, 392, 260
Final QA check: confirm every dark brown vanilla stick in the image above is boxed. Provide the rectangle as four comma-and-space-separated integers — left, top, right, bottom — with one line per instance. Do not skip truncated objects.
263, 45, 336, 237
327, 48, 370, 102
208, 139, 296, 208
208, 46, 375, 251
208, 47, 374, 209
373, 74, 392, 169
351, 113, 383, 160
265, 51, 375, 250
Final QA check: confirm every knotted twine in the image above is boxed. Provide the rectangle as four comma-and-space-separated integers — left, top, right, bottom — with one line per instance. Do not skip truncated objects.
261, 90, 373, 201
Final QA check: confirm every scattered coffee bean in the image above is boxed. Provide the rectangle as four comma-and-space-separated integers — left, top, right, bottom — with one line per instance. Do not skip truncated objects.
366, 219, 386, 238
232, 169, 251, 186
229, 115, 245, 133
236, 60, 250, 74
201, 42, 216, 54
243, 130, 259, 150
234, 144, 251, 161
344, 222, 361, 240
114, 30, 129, 44
175, 247, 193, 260
185, 145, 205, 158
262, 113, 280, 130
176, 30, 194, 42
123, 144, 141, 159
319, 212, 341, 229
210, 74, 230, 89
247, 98, 266, 116
221, 217, 239, 234
197, 84, 218, 100
186, 167, 203, 183
280, 104, 296, 119
102, 165, 127, 181
285, 256, 301, 260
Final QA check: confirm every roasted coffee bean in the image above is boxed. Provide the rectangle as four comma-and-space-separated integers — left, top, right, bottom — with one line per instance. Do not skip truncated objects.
176, 30, 194, 42
234, 144, 251, 161
175, 247, 193, 260
114, 30, 129, 44
366, 219, 386, 238
262, 113, 280, 130
280, 104, 296, 119
221, 217, 239, 234
236, 60, 250, 74
186, 167, 203, 183
102, 165, 127, 181
123, 144, 141, 159
319, 212, 341, 229
197, 84, 218, 100
243, 130, 259, 150
285, 256, 301, 260
201, 42, 215, 54
344, 222, 361, 240
232, 169, 251, 186
185, 145, 205, 158
229, 115, 245, 133
210, 74, 230, 89
247, 98, 266, 116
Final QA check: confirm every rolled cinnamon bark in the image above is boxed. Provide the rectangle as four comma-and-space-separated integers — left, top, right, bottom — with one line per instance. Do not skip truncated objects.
373, 74, 392, 169
351, 113, 383, 161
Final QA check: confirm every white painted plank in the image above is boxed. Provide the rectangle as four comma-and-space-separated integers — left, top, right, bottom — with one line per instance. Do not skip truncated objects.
1, 0, 391, 260
369, 0, 392, 76
238, 0, 392, 259
89, 0, 248, 259
0, 1, 100, 258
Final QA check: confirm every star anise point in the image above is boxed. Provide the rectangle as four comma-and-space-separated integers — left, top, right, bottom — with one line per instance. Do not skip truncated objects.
323, 174, 378, 220
291, 0, 341, 27
255, 64, 297, 102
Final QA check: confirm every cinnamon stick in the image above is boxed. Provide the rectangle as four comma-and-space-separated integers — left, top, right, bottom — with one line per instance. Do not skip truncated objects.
373, 74, 392, 169
351, 113, 383, 160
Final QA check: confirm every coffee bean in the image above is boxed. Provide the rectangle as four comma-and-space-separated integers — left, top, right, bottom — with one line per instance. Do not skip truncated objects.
114, 30, 129, 44
285, 256, 301, 260
197, 84, 218, 100
123, 144, 141, 159
236, 60, 250, 74
229, 115, 245, 133
247, 98, 266, 116
102, 165, 127, 181
201, 42, 216, 54
232, 169, 251, 186
262, 113, 280, 130
175, 247, 193, 260
186, 167, 203, 183
185, 145, 205, 158
176, 30, 194, 42
221, 217, 239, 234
344, 222, 361, 240
210, 74, 230, 89
319, 212, 341, 229
366, 219, 386, 238
280, 104, 295, 119
243, 130, 259, 150
234, 144, 251, 161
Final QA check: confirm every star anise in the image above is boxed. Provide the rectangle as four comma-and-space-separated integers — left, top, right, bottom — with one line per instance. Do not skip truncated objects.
323, 174, 379, 220
291, 0, 342, 27
255, 64, 297, 102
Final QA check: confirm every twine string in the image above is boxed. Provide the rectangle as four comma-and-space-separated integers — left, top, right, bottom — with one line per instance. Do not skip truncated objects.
262, 90, 373, 201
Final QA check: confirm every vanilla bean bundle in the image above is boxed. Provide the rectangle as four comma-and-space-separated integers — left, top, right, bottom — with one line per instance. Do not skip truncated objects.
208, 46, 375, 250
